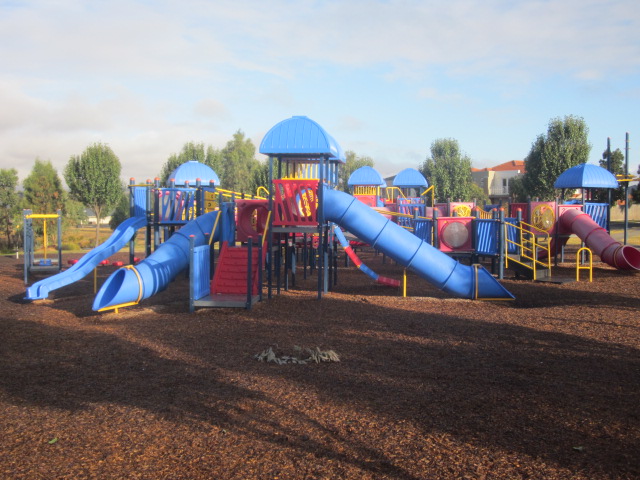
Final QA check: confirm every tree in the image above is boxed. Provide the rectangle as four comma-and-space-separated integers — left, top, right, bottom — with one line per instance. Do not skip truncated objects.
109, 193, 131, 230
508, 175, 528, 202
0, 168, 21, 249
219, 130, 259, 193
250, 159, 270, 197
23, 158, 66, 214
419, 138, 474, 202
158, 141, 223, 185
596, 148, 625, 205
65, 143, 124, 246
522, 115, 591, 200
339, 150, 375, 192
469, 182, 489, 205
63, 198, 88, 228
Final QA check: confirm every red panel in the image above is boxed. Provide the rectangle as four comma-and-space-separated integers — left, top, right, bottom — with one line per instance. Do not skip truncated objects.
236, 199, 269, 242
556, 204, 582, 235
354, 194, 377, 207
273, 180, 319, 226
437, 217, 473, 252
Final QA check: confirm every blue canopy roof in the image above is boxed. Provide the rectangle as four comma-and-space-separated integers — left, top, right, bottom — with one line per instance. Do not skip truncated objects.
259, 116, 345, 162
392, 168, 428, 188
348, 166, 386, 187
553, 163, 618, 189
168, 161, 220, 186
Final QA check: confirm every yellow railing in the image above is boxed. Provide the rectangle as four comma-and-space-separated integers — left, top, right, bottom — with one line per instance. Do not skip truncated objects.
576, 247, 593, 282
353, 186, 380, 196
385, 186, 406, 201
215, 187, 266, 200
504, 220, 551, 280
420, 185, 435, 207
476, 207, 496, 220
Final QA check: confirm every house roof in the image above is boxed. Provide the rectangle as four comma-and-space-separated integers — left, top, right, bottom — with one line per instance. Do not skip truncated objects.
472, 160, 525, 173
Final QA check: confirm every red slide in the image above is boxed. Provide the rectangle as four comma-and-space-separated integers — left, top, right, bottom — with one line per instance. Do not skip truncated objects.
559, 209, 640, 270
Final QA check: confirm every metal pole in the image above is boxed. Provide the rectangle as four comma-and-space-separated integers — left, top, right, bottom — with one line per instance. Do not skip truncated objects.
606, 137, 612, 233
624, 132, 629, 245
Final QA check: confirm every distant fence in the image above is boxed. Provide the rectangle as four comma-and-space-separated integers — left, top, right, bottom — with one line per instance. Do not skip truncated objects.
610, 204, 640, 222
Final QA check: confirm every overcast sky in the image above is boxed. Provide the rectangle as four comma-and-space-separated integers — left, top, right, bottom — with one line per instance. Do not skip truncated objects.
1, 0, 639, 184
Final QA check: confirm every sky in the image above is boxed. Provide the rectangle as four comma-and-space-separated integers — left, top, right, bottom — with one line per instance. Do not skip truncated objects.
1, 0, 640, 185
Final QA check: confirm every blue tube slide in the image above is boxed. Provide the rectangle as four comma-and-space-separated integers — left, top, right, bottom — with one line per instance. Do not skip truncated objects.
323, 188, 514, 300
92, 211, 220, 311
25, 216, 147, 300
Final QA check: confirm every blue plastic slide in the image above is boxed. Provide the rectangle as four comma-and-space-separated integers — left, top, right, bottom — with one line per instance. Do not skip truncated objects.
323, 188, 514, 300
92, 211, 221, 311
25, 216, 147, 300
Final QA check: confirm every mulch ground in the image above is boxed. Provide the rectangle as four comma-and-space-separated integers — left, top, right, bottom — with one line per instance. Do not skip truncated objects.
1, 247, 639, 480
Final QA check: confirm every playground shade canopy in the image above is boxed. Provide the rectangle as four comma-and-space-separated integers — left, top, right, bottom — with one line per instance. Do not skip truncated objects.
259, 116, 345, 161
554, 163, 618, 189
348, 166, 386, 187
169, 161, 220, 186
392, 168, 428, 188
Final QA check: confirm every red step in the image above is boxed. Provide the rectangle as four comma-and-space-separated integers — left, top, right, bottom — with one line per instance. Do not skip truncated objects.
210, 242, 262, 296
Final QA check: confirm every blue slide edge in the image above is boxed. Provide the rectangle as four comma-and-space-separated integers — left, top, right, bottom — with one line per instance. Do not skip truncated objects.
25, 216, 147, 300
323, 188, 514, 300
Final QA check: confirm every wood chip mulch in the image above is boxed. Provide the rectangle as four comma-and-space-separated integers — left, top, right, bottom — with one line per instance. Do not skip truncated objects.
1, 248, 639, 479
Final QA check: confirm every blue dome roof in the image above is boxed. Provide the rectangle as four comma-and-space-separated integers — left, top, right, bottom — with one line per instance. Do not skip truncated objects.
554, 163, 618, 189
392, 168, 428, 188
348, 166, 385, 187
169, 161, 220, 186
259, 116, 345, 162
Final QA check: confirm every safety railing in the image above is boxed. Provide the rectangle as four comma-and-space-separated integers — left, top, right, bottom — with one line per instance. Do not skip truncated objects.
504, 220, 551, 280
576, 247, 593, 282
385, 186, 406, 201
353, 186, 380, 196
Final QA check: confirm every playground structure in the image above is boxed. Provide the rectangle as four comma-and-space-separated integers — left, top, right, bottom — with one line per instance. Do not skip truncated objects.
23, 116, 640, 311
23, 210, 63, 284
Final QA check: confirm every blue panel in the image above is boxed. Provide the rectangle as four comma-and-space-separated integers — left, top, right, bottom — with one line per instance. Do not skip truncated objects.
169, 161, 220, 186
259, 116, 345, 162
475, 219, 499, 255
583, 203, 608, 229
554, 163, 618, 189
133, 187, 147, 217
505, 218, 519, 254
397, 198, 424, 227
192, 245, 211, 300
347, 166, 386, 186
413, 219, 433, 243
392, 168, 428, 188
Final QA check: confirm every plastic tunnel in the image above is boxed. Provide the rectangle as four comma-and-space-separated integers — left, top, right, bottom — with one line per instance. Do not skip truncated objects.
25, 216, 147, 300
323, 188, 514, 300
559, 209, 640, 270
92, 211, 222, 311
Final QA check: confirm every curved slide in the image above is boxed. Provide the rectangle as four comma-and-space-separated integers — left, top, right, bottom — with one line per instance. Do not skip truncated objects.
25, 216, 147, 300
558, 209, 640, 270
92, 211, 221, 311
324, 188, 514, 300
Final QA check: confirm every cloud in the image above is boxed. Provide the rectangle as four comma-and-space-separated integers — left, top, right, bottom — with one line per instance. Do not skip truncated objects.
0, 0, 638, 184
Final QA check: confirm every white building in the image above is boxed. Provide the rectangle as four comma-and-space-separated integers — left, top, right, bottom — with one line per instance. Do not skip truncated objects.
471, 160, 525, 203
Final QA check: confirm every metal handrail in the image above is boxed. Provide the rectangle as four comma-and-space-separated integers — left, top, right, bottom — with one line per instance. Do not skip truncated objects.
504, 220, 551, 280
